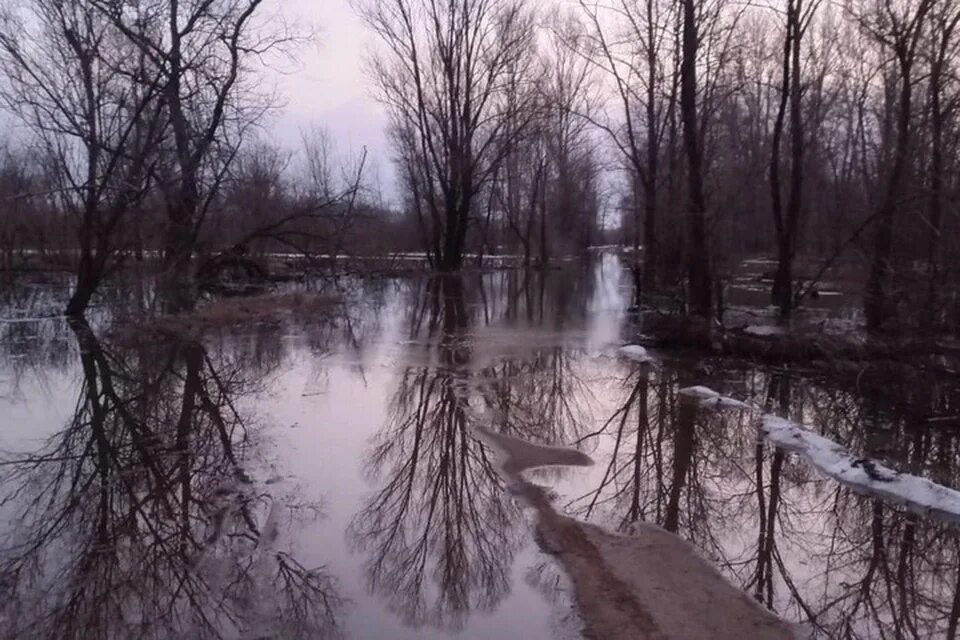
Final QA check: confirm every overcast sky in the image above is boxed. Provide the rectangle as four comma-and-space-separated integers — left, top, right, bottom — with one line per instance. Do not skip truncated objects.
270, 0, 393, 199
0, 1, 391, 193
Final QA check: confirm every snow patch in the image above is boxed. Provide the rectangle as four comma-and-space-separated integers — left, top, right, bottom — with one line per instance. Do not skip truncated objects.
743, 325, 784, 337
0, 316, 64, 324
618, 344, 656, 364
761, 415, 960, 521
679, 385, 753, 411
476, 427, 593, 476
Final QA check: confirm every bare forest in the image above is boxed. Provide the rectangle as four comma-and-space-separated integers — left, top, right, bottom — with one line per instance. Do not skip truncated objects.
0, 0, 951, 334
5, 4, 960, 639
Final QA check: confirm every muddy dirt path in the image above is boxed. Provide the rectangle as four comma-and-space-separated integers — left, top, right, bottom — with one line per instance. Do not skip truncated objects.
479, 428, 795, 640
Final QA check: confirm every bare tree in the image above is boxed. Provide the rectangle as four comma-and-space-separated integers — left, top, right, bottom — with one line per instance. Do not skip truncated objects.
355, 0, 538, 271
923, 0, 960, 324
212, 134, 369, 262
540, 25, 601, 259
92, 0, 290, 302
680, 0, 713, 317
574, 0, 673, 292
489, 48, 549, 265
0, 143, 51, 268
488, 17, 599, 267
858, 0, 935, 330
769, 0, 821, 317
0, 0, 165, 316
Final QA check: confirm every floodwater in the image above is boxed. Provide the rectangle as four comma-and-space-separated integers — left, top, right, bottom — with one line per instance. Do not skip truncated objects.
1, 254, 959, 639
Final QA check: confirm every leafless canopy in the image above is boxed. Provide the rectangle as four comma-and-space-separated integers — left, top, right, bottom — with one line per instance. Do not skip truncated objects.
355, 0, 538, 270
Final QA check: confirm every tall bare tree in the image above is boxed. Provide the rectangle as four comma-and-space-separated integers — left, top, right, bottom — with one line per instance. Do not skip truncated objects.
490, 16, 598, 267
574, 0, 673, 292
769, 0, 820, 317
859, 0, 935, 330
92, 0, 285, 300
355, 0, 537, 271
680, 0, 713, 317
924, 0, 960, 323
0, 0, 165, 316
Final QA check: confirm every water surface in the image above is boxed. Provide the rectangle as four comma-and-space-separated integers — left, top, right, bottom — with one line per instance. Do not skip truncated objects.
1, 256, 959, 639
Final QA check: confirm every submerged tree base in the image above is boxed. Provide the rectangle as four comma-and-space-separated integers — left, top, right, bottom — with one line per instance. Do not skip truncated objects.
637, 311, 960, 373
630, 311, 960, 428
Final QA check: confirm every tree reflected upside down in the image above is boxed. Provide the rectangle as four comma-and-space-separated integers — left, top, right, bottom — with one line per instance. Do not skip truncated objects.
0, 320, 342, 640
572, 364, 960, 638
349, 276, 523, 632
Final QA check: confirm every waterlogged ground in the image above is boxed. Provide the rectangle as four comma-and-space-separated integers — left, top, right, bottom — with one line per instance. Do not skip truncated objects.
1, 255, 959, 639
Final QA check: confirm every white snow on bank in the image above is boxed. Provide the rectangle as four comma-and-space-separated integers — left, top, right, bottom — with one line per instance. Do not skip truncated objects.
0, 316, 64, 324
743, 325, 784, 337
761, 415, 960, 521
618, 344, 656, 364
679, 385, 753, 411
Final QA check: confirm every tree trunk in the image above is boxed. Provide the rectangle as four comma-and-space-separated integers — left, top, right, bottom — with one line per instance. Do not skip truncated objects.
65, 242, 98, 317
162, 1, 201, 287
643, 0, 659, 291
865, 70, 912, 331
439, 196, 468, 272
770, 5, 792, 316
771, 0, 805, 318
643, 180, 657, 290
680, 0, 712, 318
539, 183, 548, 269
785, 0, 804, 312
864, 0, 933, 331
926, 23, 952, 326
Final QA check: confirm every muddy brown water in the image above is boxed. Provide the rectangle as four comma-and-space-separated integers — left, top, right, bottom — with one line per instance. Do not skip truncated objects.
1, 255, 959, 639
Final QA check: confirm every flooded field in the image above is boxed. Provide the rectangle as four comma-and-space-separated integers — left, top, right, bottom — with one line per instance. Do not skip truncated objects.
1, 255, 959, 639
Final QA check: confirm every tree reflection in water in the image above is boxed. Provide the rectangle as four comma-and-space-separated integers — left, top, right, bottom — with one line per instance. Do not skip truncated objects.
574, 361, 960, 637
9, 262, 959, 637
348, 270, 597, 632
0, 320, 341, 639
349, 276, 521, 632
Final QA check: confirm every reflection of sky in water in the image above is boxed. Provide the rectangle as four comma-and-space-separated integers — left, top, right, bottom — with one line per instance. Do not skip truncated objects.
586, 253, 628, 354
0, 256, 959, 638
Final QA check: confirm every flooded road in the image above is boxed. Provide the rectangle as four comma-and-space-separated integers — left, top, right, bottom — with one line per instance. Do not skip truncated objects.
1, 255, 959, 638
